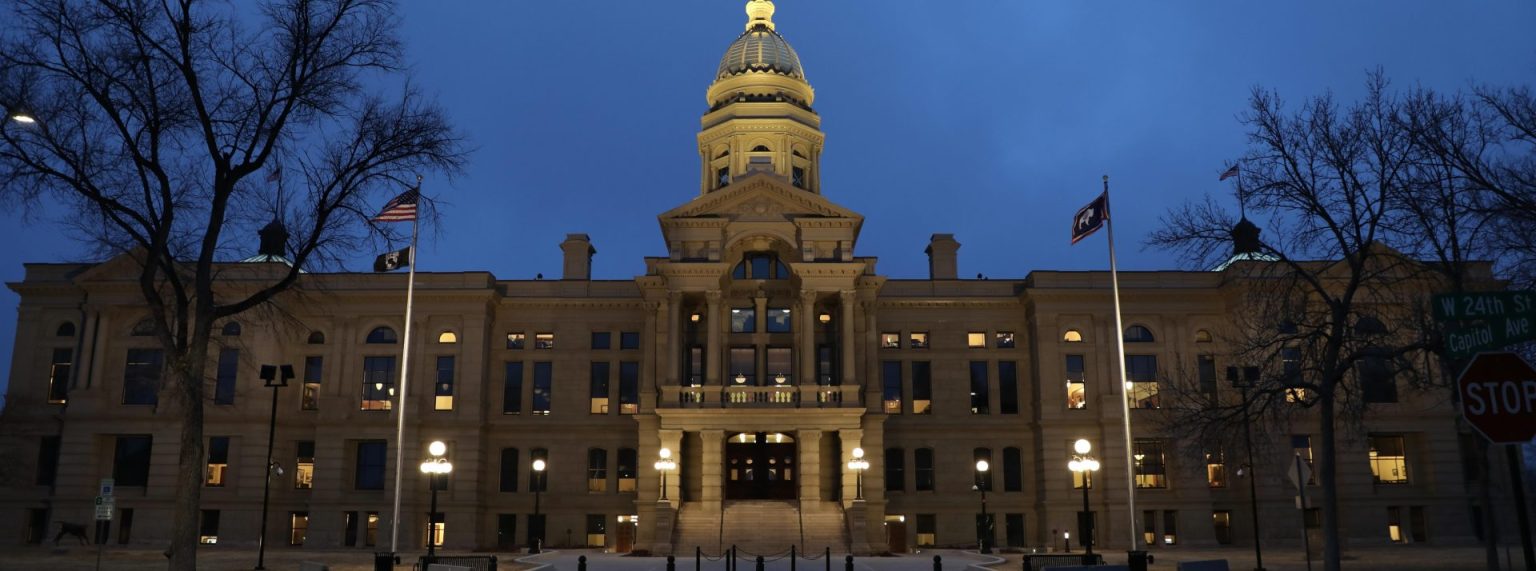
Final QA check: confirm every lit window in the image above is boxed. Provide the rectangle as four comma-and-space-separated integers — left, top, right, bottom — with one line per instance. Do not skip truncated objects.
1369, 435, 1409, 484
882, 361, 902, 414
1387, 507, 1404, 543
365, 326, 397, 344
360, 356, 395, 411
766, 308, 792, 333
881, 333, 900, 349
1162, 511, 1179, 545
588, 449, 608, 493
532, 362, 552, 415
438, 331, 457, 344
1132, 440, 1167, 488
534, 333, 554, 350
46, 348, 72, 404
1125, 355, 1160, 409
1195, 329, 1213, 343
425, 515, 445, 547
205, 437, 229, 487
290, 512, 309, 546
911, 362, 932, 414
995, 332, 1015, 348
730, 308, 756, 333
590, 362, 610, 414
1206, 449, 1227, 488
967, 332, 986, 348
909, 332, 929, 349
617, 448, 637, 492
199, 510, 220, 544
295, 441, 315, 489
916, 514, 936, 546
618, 362, 640, 414
1063, 329, 1083, 342
1065, 355, 1086, 409
506, 333, 526, 349
302, 356, 322, 411
587, 515, 607, 547
434, 356, 455, 411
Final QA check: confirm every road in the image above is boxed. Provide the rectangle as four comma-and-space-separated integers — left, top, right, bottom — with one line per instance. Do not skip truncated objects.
513, 549, 1000, 571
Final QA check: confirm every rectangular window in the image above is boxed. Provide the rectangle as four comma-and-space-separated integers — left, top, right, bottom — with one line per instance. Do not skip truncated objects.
916, 514, 936, 547
289, 512, 309, 546
426, 512, 445, 547
816, 344, 835, 386
1003, 447, 1022, 492
911, 361, 932, 414
730, 308, 756, 333
532, 362, 553, 415
967, 332, 987, 348
47, 348, 71, 404
504, 362, 524, 414
617, 448, 638, 492
620, 332, 640, 350
535, 333, 555, 350
881, 361, 902, 414
497, 515, 517, 550
113, 435, 153, 487
999, 361, 1019, 414
881, 333, 900, 349
26, 508, 48, 544
1292, 435, 1317, 485
1126, 355, 1160, 409
344, 511, 359, 546
995, 332, 1015, 348
585, 514, 607, 548
587, 448, 608, 493
1362, 354, 1398, 403
199, 510, 220, 544
1198, 355, 1217, 397
36, 436, 60, 486
909, 332, 929, 349
1387, 506, 1404, 543
123, 349, 163, 405
689, 346, 706, 386
1213, 511, 1233, 545
885, 448, 905, 492
499, 448, 520, 492
618, 362, 640, 414
766, 308, 792, 333
117, 509, 134, 545
1066, 354, 1087, 409
1206, 449, 1227, 488
355, 441, 387, 490
214, 348, 238, 405
914, 448, 935, 491
1006, 513, 1026, 548
434, 356, 455, 411
1162, 511, 1179, 545
1410, 506, 1427, 543
205, 436, 229, 487
360, 356, 395, 411
1142, 510, 1157, 547
766, 347, 792, 385
717, 166, 730, 188
792, 166, 806, 188
730, 347, 756, 386
295, 441, 315, 489
1133, 440, 1168, 488
969, 361, 990, 414
591, 332, 611, 350
366, 512, 379, 547
506, 333, 526, 349
1369, 435, 1409, 484
589, 362, 610, 414
302, 356, 322, 411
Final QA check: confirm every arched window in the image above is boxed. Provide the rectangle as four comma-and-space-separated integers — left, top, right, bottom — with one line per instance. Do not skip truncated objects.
1195, 329, 1213, 343
732, 252, 791, 280
366, 326, 398, 344
131, 319, 156, 336
1063, 329, 1083, 343
438, 331, 458, 344
1355, 316, 1388, 336
1124, 325, 1155, 343
221, 322, 241, 336
56, 322, 76, 337
307, 331, 326, 345
751, 145, 771, 152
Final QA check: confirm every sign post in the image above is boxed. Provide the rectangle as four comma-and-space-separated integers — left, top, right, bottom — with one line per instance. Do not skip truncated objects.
1286, 455, 1314, 571
95, 478, 113, 571
1457, 352, 1536, 571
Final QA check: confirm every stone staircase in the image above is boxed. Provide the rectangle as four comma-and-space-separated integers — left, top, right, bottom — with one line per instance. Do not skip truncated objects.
672, 501, 849, 555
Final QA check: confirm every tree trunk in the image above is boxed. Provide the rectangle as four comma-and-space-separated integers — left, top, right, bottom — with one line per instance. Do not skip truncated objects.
1479, 437, 1503, 571
168, 349, 208, 571
1319, 392, 1342, 571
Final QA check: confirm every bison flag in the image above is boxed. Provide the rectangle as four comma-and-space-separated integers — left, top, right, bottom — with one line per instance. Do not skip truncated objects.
374, 246, 412, 272
1071, 191, 1110, 244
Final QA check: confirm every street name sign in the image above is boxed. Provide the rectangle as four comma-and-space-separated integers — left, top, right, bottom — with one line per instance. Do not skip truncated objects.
1434, 291, 1536, 358
1457, 352, 1536, 444
1434, 290, 1536, 321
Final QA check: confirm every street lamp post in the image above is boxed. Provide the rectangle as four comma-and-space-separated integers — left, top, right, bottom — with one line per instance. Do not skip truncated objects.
255, 364, 293, 570
1230, 366, 1266, 571
419, 441, 453, 564
530, 459, 546, 553
975, 459, 992, 554
846, 448, 869, 501
1068, 439, 1102, 564
654, 448, 676, 501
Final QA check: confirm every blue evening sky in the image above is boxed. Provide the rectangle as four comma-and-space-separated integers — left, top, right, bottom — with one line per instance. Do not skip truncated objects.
2, 1, 1533, 399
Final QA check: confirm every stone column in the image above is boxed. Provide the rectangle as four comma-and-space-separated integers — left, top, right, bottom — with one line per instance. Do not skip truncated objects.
797, 429, 823, 502
862, 298, 879, 404
666, 292, 682, 388
798, 290, 817, 388
706, 291, 722, 388
700, 430, 725, 509
839, 290, 856, 387
840, 428, 864, 505
644, 301, 660, 408
754, 293, 768, 384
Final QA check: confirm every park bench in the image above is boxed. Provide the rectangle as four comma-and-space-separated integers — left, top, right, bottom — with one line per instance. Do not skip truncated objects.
416, 555, 497, 571
1024, 553, 1104, 571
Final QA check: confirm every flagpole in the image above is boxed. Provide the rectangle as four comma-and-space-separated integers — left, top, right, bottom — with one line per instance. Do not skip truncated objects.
388, 176, 423, 556
1104, 175, 1139, 552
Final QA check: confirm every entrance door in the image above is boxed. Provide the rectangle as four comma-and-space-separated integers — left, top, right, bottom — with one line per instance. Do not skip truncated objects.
724, 432, 796, 500
886, 520, 908, 553
615, 516, 636, 553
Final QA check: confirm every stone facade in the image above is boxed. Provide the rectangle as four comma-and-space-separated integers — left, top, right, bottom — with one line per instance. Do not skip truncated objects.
0, 0, 1483, 557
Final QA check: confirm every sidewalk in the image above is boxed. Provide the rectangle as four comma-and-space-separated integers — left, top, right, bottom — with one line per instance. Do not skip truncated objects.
981, 545, 1510, 571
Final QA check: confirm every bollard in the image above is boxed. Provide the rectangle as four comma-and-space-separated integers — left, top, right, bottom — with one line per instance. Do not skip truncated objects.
756, 555, 765, 571
696, 547, 702, 571
579, 555, 588, 571
845, 554, 854, 571
1127, 550, 1152, 571
372, 552, 397, 571
668, 555, 677, 571
824, 547, 831, 571
791, 545, 797, 571
933, 555, 942, 571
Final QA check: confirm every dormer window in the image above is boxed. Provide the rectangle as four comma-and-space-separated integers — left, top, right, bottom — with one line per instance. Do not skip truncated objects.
732, 252, 791, 280
792, 167, 806, 189
717, 167, 730, 189
751, 145, 771, 152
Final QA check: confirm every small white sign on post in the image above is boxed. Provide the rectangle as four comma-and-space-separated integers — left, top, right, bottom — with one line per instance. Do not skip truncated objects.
99, 478, 114, 498
95, 496, 114, 521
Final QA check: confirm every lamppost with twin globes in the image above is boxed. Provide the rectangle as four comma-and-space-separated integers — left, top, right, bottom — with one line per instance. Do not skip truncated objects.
530, 459, 546, 553
975, 459, 992, 554
1068, 439, 1102, 564
419, 441, 453, 564
654, 448, 676, 500
846, 447, 869, 500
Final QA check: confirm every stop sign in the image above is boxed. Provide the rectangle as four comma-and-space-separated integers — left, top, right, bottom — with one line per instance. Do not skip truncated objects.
1458, 352, 1536, 444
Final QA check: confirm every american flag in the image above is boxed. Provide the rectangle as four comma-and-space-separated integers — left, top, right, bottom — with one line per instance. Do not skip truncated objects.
1219, 164, 1240, 181
372, 186, 419, 222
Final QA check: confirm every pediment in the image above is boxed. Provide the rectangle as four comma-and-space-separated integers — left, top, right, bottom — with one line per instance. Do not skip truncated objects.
659, 173, 863, 222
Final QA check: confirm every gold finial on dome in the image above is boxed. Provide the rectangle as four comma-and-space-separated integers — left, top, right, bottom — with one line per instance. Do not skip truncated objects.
746, 0, 775, 31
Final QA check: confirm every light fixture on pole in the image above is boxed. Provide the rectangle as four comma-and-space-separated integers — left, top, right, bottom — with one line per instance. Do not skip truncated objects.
419, 441, 452, 564
1069, 439, 1102, 564
530, 459, 547, 553
975, 459, 992, 554
846, 447, 869, 501
654, 448, 676, 501
1229, 365, 1267, 571
4, 103, 36, 125
255, 364, 293, 570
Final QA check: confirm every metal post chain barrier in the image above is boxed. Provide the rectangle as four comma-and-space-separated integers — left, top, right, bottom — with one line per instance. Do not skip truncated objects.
933, 555, 942, 571
845, 554, 854, 571
756, 555, 765, 571
578, 555, 587, 571
668, 555, 676, 571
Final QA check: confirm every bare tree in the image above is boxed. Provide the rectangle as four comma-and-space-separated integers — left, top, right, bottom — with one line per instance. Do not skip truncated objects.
0, 0, 466, 568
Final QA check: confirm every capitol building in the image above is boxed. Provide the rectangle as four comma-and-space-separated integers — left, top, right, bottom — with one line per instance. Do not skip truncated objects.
0, 0, 1480, 556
